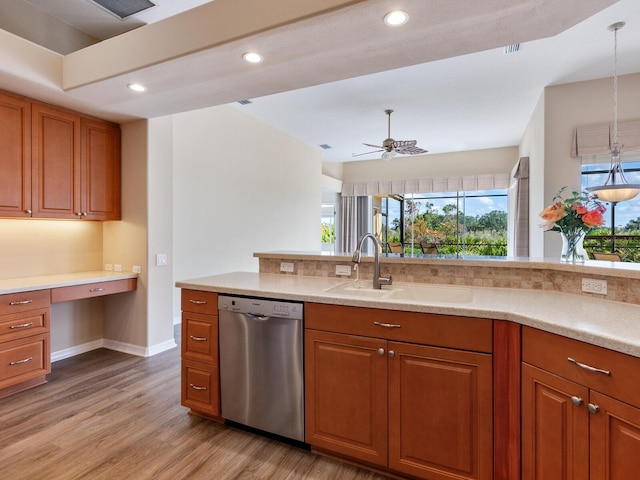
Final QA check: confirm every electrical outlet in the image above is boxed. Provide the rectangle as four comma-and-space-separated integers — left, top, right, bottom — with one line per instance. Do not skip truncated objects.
114, 264, 122, 272
582, 278, 608, 295
156, 254, 168, 266
335, 265, 352, 276
132, 265, 142, 274
280, 262, 294, 273
104, 263, 112, 271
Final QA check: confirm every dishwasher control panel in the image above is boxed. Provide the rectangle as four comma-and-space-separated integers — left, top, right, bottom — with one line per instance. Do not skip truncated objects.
218, 295, 303, 320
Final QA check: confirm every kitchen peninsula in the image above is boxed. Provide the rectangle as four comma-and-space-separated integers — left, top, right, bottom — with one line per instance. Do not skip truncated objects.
177, 253, 640, 480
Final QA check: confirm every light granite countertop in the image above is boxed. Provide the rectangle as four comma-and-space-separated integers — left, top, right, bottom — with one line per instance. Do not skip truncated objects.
177, 271, 640, 359
0, 271, 138, 295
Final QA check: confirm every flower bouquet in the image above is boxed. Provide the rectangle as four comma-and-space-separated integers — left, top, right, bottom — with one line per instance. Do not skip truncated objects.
540, 188, 606, 262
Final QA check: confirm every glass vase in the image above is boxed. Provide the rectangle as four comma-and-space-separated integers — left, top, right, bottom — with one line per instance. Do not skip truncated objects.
561, 229, 586, 263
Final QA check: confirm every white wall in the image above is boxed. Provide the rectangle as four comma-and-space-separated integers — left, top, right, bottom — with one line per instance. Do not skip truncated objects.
172, 104, 323, 317
518, 92, 545, 258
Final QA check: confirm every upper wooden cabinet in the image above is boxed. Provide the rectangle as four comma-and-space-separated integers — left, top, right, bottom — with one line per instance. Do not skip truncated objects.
81, 119, 121, 220
0, 90, 121, 221
0, 92, 32, 217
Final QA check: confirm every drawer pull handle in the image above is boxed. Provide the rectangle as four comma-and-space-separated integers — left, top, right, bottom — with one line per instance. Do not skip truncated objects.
9, 300, 33, 306
10, 322, 34, 329
373, 321, 401, 329
10, 357, 33, 366
189, 300, 207, 305
189, 335, 207, 342
189, 383, 207, 391
90, 288, 105, 292
567, 357, 611, 376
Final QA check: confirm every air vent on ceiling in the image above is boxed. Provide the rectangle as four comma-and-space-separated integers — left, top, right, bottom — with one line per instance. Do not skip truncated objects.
89, 0, 156, 19
319, 144, 332, 150
237, 99, 253, 105
503, 43, 521, 55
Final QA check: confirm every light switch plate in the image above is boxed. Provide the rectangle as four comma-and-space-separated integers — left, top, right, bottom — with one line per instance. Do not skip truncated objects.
280, 262, 294, 273
335, 265, 352, 276
132, 265, 142, 274
156, 254, 168, 266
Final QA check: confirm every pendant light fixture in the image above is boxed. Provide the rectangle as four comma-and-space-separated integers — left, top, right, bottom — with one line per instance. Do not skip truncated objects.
587, 22, 640, 204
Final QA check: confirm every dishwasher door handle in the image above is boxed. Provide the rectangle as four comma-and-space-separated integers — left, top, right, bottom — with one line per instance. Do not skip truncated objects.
246, 313, 270, 321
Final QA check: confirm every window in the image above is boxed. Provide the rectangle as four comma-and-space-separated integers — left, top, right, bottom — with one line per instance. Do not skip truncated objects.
321, 203, 336, 252
581, 159, 640, 261
377, 189, 508, 256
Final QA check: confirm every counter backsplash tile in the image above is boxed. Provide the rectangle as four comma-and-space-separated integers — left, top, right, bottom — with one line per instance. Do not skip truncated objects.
259, 257, 639, 306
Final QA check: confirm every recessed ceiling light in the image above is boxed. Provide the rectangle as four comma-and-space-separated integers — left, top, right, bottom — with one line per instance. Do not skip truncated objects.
242, 52, 263, 64
384, 10, 409, 27
128, 83, 146, 92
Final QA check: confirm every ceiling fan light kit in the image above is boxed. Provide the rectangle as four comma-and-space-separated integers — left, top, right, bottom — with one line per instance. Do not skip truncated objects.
354, 109, 428, 160
586, 21, 640, 204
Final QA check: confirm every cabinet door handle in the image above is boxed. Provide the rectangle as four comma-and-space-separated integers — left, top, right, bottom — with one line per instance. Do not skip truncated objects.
25, 209, 32, 214
190, 335, 207, 342
189, 383, 207, 391
10, 322, 34, 329
571, 396, 583, 406
9, 299, 33, 306
90, 288, 106, 292
10, 357, 33, 366
588, 403, 600, 414
373, 321, 401, 328
567, 357, 611, 376
377, 348, 385, 356
388, 350, 395, 358
189, 300, 207, 305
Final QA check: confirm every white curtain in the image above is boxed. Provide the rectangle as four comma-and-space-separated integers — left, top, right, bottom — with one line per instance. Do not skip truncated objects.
512, 157, 529, 257
342, 173, 510, 197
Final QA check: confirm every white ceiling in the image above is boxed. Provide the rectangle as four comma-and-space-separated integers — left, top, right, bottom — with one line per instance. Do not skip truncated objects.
3, 0, 640, 163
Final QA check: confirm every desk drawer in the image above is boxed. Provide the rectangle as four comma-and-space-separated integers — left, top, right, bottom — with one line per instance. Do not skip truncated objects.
51, 278, 137, 303
0, 333, 50, 390
181, 290, 218, 315
0, 308, 50, 341
0, 290, 50, 315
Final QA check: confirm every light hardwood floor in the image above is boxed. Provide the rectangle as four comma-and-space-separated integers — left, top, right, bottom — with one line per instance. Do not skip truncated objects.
0, 327, 393, 480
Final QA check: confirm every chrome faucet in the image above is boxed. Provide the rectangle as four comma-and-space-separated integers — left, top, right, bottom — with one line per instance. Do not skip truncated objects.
351, 233, 393, 289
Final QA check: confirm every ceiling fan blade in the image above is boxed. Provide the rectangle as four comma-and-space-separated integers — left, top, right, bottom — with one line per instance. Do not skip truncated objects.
392, 140, 417, 148
395, 145, 429, 155
363, 142, 384, 149
352, 149, 384, 157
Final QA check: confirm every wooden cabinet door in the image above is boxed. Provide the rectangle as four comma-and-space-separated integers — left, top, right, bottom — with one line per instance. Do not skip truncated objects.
81, 119, 121, 220
389, 342, 493, 480
521, 363, 589, 480
589, 390, 640, 480
31, 103, 81, 218
0, 92, 31, 217
305, 330, 388, 467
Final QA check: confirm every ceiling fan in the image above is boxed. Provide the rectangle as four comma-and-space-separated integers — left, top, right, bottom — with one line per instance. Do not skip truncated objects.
353, 109, 428, 161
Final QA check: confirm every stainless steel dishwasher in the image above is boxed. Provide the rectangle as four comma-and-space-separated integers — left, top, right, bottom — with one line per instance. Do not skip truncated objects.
218, 295, 304, 442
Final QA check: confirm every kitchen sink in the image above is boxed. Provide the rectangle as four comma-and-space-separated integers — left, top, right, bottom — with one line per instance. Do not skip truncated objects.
324, 281, 473, 303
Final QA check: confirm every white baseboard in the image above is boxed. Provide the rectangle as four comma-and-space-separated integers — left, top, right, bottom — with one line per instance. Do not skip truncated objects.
52, 337, 178, 362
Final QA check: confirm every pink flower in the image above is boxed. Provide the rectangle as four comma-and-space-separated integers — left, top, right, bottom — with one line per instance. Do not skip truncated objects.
583, 209, 605, 228
540, 202, 566, 229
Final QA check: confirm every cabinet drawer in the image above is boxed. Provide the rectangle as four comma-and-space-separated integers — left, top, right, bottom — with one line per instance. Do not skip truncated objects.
522, 327, 640, 408
0, 290, 50, 315
51, 278, 137, 303
181, 360, 220, 416
0, 308, 50, 341
0, 333, 50, 390
181, 290, 218, 315
182, 312, 218, 364
305, 303, 492, 353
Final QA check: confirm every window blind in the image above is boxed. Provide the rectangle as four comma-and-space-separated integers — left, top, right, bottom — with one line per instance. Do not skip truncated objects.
571, 119, 640, 158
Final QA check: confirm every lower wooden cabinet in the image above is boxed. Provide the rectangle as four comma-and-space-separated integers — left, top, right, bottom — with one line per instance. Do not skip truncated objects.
522, 327, 640, 479
305, 303, 493, 480
180, 289, 221, 419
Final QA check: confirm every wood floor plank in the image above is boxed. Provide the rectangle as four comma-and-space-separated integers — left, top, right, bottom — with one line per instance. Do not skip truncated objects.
0, 327, 394, 480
